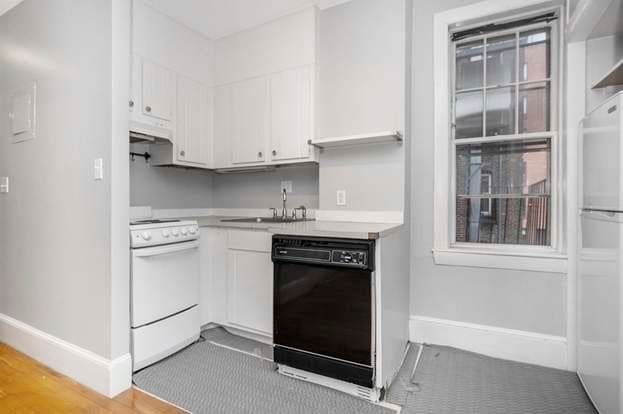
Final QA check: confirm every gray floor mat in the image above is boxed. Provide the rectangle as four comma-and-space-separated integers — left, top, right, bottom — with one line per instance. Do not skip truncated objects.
202, 326, 273, 360
395, 344, 597, 414
134, 328, 597, 414
133, 339, 394, 414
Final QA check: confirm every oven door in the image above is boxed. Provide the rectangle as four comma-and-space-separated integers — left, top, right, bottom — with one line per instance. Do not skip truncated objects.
131, 240, 200, 327
274, 261, 374, 367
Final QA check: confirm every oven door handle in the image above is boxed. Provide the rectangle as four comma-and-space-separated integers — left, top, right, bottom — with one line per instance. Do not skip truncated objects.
133, 240, 200, 258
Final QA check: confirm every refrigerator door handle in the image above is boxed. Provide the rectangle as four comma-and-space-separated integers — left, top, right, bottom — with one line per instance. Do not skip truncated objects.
581, 209, 623, 221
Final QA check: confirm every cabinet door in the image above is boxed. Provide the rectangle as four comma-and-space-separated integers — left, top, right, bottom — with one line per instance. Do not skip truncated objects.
231, 77, 269, 165
270, 66, 313, 161
176, 76, 208, 165
213, 84, 233, 168
226, 249, 273, 336
141, 60, 175, 122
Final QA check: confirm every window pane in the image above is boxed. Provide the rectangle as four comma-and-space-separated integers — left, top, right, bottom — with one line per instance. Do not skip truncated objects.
486, 35, 516, 86
455, 90, 483, 138
455, 139, 551, 246
519, 82, 550, 133
456, 40, 484, 90
486, 87, 515, 136
519, 29, 550, 82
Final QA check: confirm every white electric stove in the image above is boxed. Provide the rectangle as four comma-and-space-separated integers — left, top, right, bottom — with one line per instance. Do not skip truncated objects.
130, 219, 200, 371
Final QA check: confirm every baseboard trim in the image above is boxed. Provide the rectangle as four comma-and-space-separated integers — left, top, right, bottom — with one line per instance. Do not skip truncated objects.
0, 313, 132, 397
409, 315, 568, 370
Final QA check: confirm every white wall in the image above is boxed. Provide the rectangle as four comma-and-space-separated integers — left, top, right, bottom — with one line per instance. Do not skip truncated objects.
409, 0, 567, 337
316, 0, 406, 214
213, 7, 315, 86
0, 0, 114, 357
133, 0, 213, 85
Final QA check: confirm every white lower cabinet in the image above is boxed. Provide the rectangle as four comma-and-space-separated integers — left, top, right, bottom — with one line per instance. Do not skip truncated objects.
226, 249, 273, 336
199, 228, 273, 338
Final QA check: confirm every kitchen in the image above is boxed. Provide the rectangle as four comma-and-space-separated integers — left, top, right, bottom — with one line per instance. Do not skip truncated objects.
0, 0, 621, 413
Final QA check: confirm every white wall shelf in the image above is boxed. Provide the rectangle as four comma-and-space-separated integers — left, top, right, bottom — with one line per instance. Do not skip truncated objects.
592, 58, 623, 89
309, 131, 402, 149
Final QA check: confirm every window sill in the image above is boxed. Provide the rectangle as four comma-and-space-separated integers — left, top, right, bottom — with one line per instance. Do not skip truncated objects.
432, 248, 568, 273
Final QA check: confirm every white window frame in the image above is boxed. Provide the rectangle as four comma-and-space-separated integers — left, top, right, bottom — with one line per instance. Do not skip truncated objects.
432, 0, 568, 273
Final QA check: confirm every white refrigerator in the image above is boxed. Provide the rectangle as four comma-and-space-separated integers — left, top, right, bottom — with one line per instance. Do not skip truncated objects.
579, 91, 623, 414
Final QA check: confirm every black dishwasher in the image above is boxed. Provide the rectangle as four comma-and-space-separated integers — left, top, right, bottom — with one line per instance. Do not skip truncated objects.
272, 235, 375, 388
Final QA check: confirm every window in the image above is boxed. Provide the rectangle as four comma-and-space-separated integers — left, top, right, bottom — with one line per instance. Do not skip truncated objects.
451, 17, 557, 248
432, 1, 566, 272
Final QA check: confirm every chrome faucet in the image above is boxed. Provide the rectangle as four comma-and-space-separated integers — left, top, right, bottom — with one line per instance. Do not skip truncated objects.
282, 188, 288, 219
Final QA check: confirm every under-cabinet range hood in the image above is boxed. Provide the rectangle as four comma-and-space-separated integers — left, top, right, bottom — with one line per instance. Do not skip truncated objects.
129, 120, 172, 143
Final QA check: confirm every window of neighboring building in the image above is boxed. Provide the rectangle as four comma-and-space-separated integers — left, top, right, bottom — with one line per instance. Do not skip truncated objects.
451, 17, 557, 247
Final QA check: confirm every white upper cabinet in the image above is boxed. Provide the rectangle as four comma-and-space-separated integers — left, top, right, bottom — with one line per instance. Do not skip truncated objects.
132, 0, 214, 168
211, 7, 318, 170
231, 77, 269, 165
176, 76, 209, 166
269, 65, 313, 162
141, 59, 176, 122
213, 84, 233, 169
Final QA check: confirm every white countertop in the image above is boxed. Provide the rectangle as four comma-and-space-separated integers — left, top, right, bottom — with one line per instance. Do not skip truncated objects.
178, 215, 402, 240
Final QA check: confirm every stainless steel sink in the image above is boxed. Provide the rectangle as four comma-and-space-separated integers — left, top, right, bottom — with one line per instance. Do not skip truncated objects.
220, 217, 314, 224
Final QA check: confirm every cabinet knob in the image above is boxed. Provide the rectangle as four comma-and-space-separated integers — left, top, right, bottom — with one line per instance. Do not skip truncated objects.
129, 100, 134, 108
145, 106, 152, 113
258, 151, 263, 158
180, 150, 185, 157
272, 150, 277, 156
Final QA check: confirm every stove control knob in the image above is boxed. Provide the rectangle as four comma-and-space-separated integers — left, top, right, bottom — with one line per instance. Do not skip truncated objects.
172, 229, 180, 237
141, 232, 152, 241
162, 229, 170, 238
181, 228, 188, 236
189, 227, 197, 235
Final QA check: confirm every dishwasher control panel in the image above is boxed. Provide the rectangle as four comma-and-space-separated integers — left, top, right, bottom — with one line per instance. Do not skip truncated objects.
332, 250, 367, 266
272, 235, 375, 270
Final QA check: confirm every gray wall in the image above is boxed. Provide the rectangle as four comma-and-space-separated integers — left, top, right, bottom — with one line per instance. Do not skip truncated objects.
317, 0, 406, 213
130, 143, 214, 209
212, 165, 319, 210
0, 0, 113, 356
409, 0, 567, 336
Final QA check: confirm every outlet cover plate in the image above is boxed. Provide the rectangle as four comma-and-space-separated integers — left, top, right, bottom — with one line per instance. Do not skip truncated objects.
281, 181, 293, 193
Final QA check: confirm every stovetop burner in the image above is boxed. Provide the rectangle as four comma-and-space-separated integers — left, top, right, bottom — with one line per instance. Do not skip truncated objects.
130, 219, 181, 225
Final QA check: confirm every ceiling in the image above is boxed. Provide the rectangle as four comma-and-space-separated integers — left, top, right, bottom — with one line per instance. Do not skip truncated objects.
146, 0, 352, 39
0, 0, 352, 39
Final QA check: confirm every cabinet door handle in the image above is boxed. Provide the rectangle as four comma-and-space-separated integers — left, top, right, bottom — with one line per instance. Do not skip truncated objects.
272, 150, 277, 156
145, 106, 152, 113
258, 151, 263, 158
129, 100, 134, 108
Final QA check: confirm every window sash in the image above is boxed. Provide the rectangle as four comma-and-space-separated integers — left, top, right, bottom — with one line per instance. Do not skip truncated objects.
449, 18, 559, 249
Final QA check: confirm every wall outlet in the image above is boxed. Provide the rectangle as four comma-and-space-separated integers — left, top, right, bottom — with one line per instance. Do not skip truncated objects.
0, 177, 8, 193
281, 181, 293, 193
94, 158, 104, 181
336, 190, 346, 206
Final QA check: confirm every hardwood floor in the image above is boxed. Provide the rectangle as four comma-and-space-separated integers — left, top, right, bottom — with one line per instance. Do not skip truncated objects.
0, 343, 186, 413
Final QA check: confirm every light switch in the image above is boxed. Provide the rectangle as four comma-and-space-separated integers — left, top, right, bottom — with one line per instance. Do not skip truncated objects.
0, 177, 8, 193
336, 190, 346, 206
281, 181, 293, 193
94, 159, 104, 181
